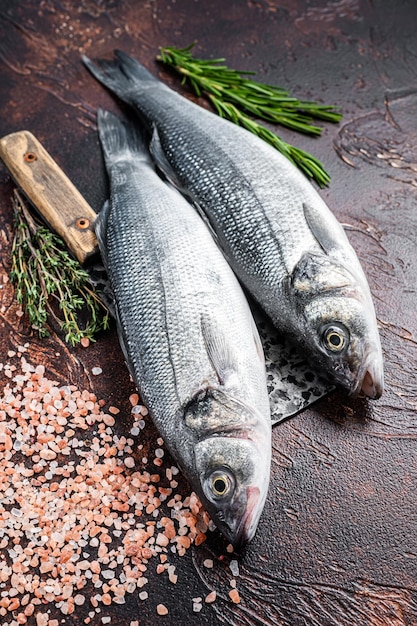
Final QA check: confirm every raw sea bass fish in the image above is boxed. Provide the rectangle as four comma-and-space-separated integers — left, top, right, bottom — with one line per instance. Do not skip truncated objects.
83, 51, 384, 399
95, 109, 272, 546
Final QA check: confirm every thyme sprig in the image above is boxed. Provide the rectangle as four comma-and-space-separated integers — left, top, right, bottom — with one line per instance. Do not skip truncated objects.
10, 190, 109, 346
158, 44, 342, 186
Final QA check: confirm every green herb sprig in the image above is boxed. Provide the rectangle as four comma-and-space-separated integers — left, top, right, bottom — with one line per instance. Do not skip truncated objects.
158, 44, 342, 186
10, 190, 109, 346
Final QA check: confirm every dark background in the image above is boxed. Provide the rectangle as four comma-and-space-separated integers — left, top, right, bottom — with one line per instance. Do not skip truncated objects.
1, 1, 417, 624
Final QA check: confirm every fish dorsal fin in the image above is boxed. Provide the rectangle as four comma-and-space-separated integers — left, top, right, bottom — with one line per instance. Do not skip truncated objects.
149, 124, 183, 188
303, 201, 344, 254
90, 200, 116, 318
94, 199, 111, 260
149, 124, 222, 248
200, 314, 238, 389
95, 204, 135, 376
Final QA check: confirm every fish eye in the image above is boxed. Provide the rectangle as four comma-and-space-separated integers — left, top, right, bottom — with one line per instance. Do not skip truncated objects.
213, 475, 229, 496
322, 323, 349, 353
207, 469, 235, 500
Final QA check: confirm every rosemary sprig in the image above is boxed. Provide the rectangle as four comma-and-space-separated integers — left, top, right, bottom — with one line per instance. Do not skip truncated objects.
210, 98, 331, 185
157, 44, 342, 186
10, 190, 109, 346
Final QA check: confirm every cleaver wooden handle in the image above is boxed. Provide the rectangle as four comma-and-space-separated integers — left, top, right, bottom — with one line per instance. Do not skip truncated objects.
0, 130, 98, 264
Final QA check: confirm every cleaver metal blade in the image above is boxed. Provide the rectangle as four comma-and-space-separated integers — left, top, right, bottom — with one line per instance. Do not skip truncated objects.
0, 130, 333, 425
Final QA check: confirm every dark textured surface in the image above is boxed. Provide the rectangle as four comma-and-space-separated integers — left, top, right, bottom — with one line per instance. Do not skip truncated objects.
1, 1, 417, 625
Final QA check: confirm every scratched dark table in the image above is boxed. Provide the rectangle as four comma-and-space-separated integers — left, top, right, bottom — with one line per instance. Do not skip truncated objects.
1, 1, 417, 625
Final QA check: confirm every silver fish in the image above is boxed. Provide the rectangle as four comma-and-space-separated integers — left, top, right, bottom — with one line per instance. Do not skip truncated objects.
83, 51, 384, 399
95, 109, 271, 545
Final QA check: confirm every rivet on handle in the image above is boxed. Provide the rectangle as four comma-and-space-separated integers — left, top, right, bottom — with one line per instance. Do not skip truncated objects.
23, 151, 37, 163
75, 217, 91, 230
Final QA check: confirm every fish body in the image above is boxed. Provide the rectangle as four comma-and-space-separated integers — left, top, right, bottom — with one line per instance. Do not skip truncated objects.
83, 51, 384, 399
95, 109, 271, 545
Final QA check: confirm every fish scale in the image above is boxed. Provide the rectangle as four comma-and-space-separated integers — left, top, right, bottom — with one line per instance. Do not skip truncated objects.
84, 51, 384, 399
88, 55, 330, 298
144, 98, 321, 274
96, 109, 271, 545
106, 181, 225, 416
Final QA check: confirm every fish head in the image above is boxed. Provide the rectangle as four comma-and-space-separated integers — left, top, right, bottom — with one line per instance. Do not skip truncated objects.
185, 390, 271, 546
288, 252, 384, 398
194, 435, 270, 546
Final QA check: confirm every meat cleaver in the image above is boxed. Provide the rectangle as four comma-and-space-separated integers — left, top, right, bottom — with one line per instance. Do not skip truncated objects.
0, 130, 333, 424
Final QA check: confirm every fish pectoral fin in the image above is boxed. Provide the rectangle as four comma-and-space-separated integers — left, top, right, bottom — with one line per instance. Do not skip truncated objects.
303, 201, 343, 254
201, 314, 238, 388
250, 314, 265, 366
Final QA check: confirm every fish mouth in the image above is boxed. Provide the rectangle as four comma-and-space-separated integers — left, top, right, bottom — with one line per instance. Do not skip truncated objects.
231, 486, 261, 547
352, 355, 384, 399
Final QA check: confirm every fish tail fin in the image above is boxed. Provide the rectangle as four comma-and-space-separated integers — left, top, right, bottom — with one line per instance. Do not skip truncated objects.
82, 51, 157, 102
97, 108, 150, 164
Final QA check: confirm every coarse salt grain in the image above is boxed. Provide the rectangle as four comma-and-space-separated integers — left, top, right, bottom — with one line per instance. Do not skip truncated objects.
91, 367, 102, 376
103, 414, 115, 426
229, 589, 241, 604
205, 591, 217, 603
129, 393, 139, 406
74, 594, 85, 606
156, 604, 168, 615
0, 351, 211, 619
